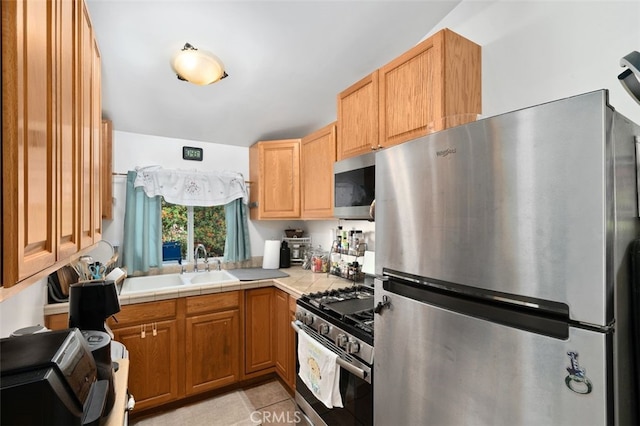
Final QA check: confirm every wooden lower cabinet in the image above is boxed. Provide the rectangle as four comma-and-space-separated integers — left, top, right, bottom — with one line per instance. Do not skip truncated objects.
274, 289, 297, 389
245, 288, 275, 374
186, 310, 240, 394
245, 287, 296, 389
45, 286, 297, 412
185, 292, 242, 395
45, 312, 69, 330
112, 319, 179, 411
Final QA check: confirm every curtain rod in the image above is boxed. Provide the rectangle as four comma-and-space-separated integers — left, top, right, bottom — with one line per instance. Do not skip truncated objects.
112, 171, 251, 184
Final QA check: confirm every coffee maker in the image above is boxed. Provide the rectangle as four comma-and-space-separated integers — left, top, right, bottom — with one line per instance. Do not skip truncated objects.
68, 280, 121, 415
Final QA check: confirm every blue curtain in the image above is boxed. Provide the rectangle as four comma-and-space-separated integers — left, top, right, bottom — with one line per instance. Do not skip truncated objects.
224, 198, 252, 262
122, 171, 163, 274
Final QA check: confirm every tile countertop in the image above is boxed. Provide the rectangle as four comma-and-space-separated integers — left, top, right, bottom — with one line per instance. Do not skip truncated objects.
43, 266, 359, 316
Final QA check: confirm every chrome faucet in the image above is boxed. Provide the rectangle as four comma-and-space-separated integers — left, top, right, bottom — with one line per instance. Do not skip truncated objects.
194, 244, 209, 272
215, 259, 222, 271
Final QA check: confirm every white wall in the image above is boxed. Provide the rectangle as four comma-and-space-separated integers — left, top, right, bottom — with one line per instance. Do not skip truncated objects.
424, 1, 640, 122
3, 1, 638, 336
103, 131, 377, 258
104, 130, 302, 257
0, 280, 47, 337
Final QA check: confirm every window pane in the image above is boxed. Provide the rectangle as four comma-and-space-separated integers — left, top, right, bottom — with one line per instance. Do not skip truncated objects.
161, 198, 227, 261
194, 205, 226, 257
161, 199, 187, 259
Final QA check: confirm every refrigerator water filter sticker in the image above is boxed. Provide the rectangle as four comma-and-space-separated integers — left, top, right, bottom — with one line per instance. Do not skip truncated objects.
262, 240, 281, 269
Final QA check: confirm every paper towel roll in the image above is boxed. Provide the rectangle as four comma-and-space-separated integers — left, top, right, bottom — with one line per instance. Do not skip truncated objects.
262, 240, 281, 269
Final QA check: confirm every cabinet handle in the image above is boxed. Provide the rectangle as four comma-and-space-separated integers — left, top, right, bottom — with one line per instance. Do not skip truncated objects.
152, 322, 158, 337
141, 324, 146, 339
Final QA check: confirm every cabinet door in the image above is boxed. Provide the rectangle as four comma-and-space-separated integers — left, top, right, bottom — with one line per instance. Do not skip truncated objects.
301, 123, 336, 219
378, 34, 441, 148
2, 0, 57, 285
54, 0, 80, 259
245, 288, 275, 373
101, 120, 113, 220
379, 29, 481, 147
249, 140, 301, 219
45, 313, 69, 331
112, 320, 179, 411
78, 2, 93, 248
337, 71, 379, 161
185, 309, 240, 395
274, 289, 296, 389
91, 37, 102, 241
288, 296, 297, 388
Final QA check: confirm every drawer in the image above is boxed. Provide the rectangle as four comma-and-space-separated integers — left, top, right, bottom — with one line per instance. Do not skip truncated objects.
108, 300, 177, 328
186, 291, 240, 315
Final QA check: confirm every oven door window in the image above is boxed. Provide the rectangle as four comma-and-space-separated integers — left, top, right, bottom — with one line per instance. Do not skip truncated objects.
296, 355, 373, 425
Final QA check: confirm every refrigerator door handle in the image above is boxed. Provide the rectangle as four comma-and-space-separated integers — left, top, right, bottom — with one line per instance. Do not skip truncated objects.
635, 136, 640, 217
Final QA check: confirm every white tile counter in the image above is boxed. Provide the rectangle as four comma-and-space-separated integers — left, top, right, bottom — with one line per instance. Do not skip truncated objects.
43, 266, 359, 316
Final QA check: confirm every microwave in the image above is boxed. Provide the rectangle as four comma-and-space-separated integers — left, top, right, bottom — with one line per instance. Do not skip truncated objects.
334, 152, 375, 220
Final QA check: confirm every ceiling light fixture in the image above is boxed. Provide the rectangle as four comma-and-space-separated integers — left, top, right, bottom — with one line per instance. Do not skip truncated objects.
171, 42, 228, 86
619, 51, 640, 106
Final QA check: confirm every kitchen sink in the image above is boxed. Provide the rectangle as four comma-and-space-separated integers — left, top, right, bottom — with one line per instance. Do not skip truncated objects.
120, 274, 187, 294
180, 270, 239, 285
120, 270, 239, 294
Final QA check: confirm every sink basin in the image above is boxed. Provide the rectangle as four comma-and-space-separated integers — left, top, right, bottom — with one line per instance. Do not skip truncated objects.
181, 270, 239, 285
120, 270, 240, 295
121, 274, 186, 294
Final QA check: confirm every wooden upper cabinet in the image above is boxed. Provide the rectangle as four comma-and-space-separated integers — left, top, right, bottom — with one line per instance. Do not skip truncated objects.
379, 28, 481, 147
79, 2, 93, 248
336, 28, 481, 161
91, 37, 102, 241
2, 0, 57, 285
102, 119, 113, 220
301, 123, 336, 219
337, 71, 379, 161
249, 139, 301, 219
2, 0, 103, 286
55, 0, 80, 260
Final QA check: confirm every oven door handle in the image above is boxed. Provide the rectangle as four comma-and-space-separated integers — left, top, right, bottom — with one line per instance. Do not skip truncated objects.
291, 320, 368, 380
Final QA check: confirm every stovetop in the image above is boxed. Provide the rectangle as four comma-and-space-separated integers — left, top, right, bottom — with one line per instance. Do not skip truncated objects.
297, 285, 375, 343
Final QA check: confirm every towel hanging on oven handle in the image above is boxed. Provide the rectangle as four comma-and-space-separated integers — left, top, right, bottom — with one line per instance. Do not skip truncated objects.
291, 320, 368, 380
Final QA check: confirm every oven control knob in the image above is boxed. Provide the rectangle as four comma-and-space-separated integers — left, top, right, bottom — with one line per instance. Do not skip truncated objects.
335, 333, 348, 348
318, 323, 330, 335
295, 312, 304, 322
303, 314, 314, 326
346, 340, 361, 354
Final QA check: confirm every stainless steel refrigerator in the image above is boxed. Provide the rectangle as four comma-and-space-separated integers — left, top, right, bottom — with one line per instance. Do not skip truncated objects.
374, 90, 639, 426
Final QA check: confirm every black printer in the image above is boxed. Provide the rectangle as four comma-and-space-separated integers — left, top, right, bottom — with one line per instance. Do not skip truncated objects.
0, 328, 110, 425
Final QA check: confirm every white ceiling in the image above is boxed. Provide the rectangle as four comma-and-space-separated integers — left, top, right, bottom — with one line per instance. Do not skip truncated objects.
87, 0, 461, 147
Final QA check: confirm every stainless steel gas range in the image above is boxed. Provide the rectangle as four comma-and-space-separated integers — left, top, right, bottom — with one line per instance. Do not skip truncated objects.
292, 285, 374, 426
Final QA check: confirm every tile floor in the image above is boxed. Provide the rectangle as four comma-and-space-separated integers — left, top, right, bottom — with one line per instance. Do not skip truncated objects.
131, 380, 301, 426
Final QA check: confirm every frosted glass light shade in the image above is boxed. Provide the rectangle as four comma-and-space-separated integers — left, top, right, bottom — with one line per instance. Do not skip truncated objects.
172, 43, 227, 86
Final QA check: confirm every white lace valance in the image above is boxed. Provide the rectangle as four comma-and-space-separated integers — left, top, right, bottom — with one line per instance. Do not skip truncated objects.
134, 166, 248, 206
